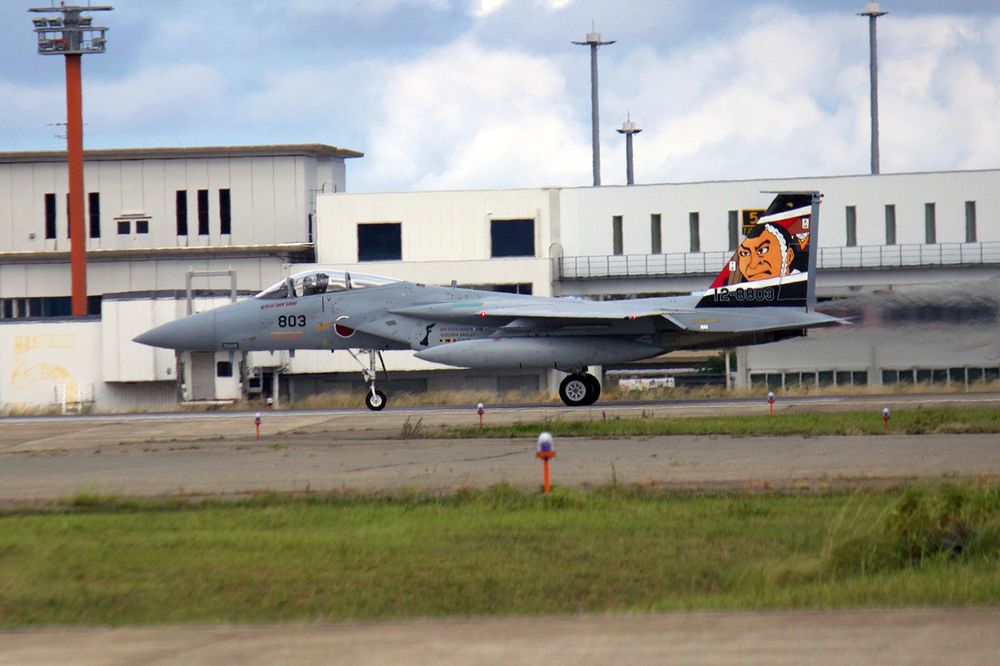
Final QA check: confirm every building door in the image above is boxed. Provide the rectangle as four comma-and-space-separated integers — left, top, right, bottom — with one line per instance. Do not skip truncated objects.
189, 352, 216, 401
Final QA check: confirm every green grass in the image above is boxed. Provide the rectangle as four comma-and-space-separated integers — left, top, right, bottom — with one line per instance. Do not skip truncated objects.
0, 484, 997, 626
449, 407, 1000, 438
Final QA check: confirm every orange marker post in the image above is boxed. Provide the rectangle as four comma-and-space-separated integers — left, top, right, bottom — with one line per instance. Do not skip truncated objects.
254, 412, 262, 441
477, 402, 485, 429
882, 407, 891, 433
768, 391, 775, 416
536, 432, 556, 494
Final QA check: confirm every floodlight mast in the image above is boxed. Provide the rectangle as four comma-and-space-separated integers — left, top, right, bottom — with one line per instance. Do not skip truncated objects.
29, 4, 112, 317
616, 115, 642, 185
573, 28, 615, 187
858, 2, 887, 175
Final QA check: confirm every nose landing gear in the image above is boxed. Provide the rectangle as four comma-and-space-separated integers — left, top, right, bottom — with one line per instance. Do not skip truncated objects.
349, 349, 390, 411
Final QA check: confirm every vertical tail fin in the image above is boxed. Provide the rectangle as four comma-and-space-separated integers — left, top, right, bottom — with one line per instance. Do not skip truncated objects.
698, 192, 821, 310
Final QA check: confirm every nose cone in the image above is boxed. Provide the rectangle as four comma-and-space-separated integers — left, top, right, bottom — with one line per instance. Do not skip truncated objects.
133, 312, 217, 351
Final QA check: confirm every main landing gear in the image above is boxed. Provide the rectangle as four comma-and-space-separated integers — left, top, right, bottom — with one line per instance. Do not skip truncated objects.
349, 349, 389, 411
559, 372, 601, 407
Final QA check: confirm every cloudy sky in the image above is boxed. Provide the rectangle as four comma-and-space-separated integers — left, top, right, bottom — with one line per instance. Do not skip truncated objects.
2, 0, 999, 192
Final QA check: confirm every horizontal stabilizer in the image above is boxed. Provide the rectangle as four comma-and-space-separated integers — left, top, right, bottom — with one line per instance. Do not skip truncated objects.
667, 308, 846, 334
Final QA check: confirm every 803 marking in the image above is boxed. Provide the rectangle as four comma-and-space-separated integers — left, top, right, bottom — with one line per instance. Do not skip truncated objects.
277, 314, 307, 328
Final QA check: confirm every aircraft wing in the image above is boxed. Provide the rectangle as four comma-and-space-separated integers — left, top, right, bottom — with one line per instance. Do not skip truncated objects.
389, 299, 674, 324
389, 299, 846, 332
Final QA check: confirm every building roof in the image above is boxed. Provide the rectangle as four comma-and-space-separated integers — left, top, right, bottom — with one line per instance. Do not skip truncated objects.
0, 144, 364, 164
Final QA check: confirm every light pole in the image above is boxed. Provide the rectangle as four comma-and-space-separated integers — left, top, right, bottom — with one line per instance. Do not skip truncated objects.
616, 115, 641, 185
858, 2, 887, 175
29, 4, 112, 317
573, 28, 615, 187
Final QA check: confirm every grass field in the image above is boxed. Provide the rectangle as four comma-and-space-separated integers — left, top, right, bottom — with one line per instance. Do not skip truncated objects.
0, 483, 997, 626
447, 407, 1000, 439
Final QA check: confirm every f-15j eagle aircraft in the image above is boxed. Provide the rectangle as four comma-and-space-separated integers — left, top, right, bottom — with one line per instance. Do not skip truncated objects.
135, 191, 844, 410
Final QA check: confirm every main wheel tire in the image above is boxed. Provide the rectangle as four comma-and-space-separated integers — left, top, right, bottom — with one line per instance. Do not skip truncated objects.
365, 389, 387, 411
559, 374, 592, 407
583, 373, 602, 405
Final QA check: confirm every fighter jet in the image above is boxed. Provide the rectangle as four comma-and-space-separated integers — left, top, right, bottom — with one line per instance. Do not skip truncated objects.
135, 192, 844, 410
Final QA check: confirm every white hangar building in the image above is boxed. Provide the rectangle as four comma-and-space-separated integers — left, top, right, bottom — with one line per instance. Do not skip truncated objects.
1, 142, 998, 411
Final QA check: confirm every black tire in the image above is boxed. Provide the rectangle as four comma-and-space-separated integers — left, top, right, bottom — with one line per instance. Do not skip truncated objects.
365, 389, 387, 411
559, 374, 592, 407
583, 373, 602, 405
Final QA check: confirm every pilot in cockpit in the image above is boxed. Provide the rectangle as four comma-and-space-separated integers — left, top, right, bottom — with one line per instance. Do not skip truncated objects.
315, 273, 329, 294
302, 275, 315, 296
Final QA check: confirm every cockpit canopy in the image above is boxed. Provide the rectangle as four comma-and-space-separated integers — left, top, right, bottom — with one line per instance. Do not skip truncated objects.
256, 269, 399, 300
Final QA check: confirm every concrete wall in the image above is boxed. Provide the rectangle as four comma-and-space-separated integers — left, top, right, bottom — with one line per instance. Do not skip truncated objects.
0, 319, 102, 410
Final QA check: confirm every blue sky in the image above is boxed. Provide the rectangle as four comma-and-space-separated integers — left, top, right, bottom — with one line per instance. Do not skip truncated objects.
2, 1, 999, 191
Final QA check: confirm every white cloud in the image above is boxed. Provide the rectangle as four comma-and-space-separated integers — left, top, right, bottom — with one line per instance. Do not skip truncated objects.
537, 0, 574, 10
85, 64, 228, 130
356, 39, 590, 189
587, 9, 1000, 184
470, 0, 510, 18
286, 0, 451, 18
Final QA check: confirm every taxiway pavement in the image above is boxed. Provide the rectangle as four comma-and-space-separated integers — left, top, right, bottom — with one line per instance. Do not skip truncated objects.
0, 396, 998, 501
1, 607, 998, 665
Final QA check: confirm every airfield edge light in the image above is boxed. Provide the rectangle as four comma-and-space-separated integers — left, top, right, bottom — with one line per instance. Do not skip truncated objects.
28, 4, 113, 317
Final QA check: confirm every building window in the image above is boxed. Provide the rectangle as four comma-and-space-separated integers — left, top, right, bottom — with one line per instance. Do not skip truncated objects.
357, 222, 402, 261
197, 189, 209, 235
136, 219, 149, 234
925, 202, 936, 244
491, 219, 535, 257
612, 215, 623, 255
117, 219, 130, 235
650, 214, 661, 254
65, 193, 71, 238
689, 212, 700, 253
44, 193, 56, 239
466, 283, 534, 295
219, 189, 231, 235
885, 204, 896, 245
176, 190, 188, 236
845, 205, 857, 247
88, 192, 100, 238
216, 361, 233, 378
0, 296, 97, 319
965, 201, 977, 243
728, 210, 739, 250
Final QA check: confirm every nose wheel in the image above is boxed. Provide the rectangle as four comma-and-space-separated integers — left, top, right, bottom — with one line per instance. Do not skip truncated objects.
559, 372, 601, 406
365, 388, 387, 411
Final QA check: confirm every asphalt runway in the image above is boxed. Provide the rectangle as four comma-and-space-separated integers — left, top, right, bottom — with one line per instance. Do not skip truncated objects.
0, 393, 999, 502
